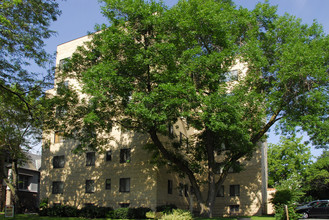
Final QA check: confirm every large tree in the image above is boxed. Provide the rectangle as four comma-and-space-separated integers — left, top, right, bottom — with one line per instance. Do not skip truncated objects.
0, 0, 60, 114
47, 0, 329, 217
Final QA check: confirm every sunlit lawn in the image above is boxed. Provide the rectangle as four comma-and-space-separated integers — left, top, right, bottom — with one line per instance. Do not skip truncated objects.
0, 213, 275, 220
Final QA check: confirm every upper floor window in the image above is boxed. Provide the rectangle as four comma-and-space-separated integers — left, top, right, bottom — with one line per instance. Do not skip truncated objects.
57, 80, 69, 95
230, 185, 240, 196
120, 149, 131, 163
179, 132, 189, 149
119, 178, 130, 192
55, 106, 67, 118
105, 179, 111, 190
85, 180, 95, 193
54, 132, 65, 144
86, 152, 95, 166
53, 155, 65, 168
216, 185, 224, 197
106, 150, 112, 162
168, 180, 173, 194
52, 181, 64, 194
59, 58, 70, 71
179, 183, 184, 196
18, 175, 30, 190
224, 70, 239, 82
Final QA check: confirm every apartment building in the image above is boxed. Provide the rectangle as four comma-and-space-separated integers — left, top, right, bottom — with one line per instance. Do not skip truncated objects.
40, 35, 268, 217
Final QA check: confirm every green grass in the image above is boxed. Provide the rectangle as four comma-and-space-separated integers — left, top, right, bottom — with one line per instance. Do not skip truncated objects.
0, 214, 275, 220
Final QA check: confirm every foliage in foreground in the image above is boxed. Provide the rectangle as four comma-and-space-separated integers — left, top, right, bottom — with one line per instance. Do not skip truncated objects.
271, 177, 303, 220
160, 209, 193, 220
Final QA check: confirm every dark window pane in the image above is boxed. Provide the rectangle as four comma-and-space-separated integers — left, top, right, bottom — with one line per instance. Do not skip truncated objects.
18, 175, 30, 190
179, 183, 184, 196
52, 181, 64, 194
106, 151, 112, 161
105, 179, 111, 190
229, 205, 239, 214
85, 180, 95, 193
119, 178, 130, 192
168, 180, 173, 194
53, 155, 65, 168
230, 185, 240, 196
120, 149, 131, 163
216, 185, 224, 197
86, 152, 95, 166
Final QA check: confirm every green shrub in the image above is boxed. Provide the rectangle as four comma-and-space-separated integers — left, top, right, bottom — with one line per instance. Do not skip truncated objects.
132, 207, 152, 219
39, 205, 112, 218
39, 205, 79, 217
156, 204, 177, 214
160, 209, 193, 220
79, 206, 113, 218
112, 208, 132, 219
39, 198, 48, 210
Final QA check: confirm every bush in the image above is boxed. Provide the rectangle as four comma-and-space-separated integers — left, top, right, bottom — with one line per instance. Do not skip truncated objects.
79, 206, 113, 218
156, 204, 177, 213
160, 209, 193, 220
39, 205, 112, 218
111, 208, 132, 219
130, 207, 152, 219
39, 205, 79, 217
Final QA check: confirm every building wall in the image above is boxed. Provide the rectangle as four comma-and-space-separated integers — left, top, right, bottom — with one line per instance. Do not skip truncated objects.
41, 128, 161, 209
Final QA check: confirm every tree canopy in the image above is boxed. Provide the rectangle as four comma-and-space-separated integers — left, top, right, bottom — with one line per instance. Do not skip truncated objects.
0, 0, 61, 112
47, 0, 329, 217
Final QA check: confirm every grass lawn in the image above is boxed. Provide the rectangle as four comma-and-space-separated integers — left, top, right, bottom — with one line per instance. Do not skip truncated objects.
0, 214, 275, 220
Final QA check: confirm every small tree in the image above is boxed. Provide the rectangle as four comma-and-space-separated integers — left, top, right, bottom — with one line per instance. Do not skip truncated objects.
271, 176, 304, 220
268, 136, 312, 187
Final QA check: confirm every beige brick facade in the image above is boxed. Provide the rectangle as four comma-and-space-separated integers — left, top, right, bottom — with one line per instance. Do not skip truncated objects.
40, 36, 268, 217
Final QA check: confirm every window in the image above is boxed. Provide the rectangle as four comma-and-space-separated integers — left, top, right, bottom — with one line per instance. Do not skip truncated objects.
56, 80, 69, 95
85, 180, 95, 193
105, 179, 111, 190
18, 175, 30, 190
52, 181, 64, 194
120, 149, 131, 163
54, 132, 65, 143
56, 106, 67, 118
229, 205, 240, 214
119, 178, 130, 192
216, 185, 224, 197
184, 184, 189, 197
168, 124, 174, 138
59, 58, 69, 71
168, 180, 173, 194
120, 203, 130, 208
224, 70, 239, 82
106, 150, 112, 161
179, 132, 189, 149
86, 152, 95, 166
215, 162, 223, 174
230, 185, 240, 196
179, 183, 184, 196
53, 155, 65, 168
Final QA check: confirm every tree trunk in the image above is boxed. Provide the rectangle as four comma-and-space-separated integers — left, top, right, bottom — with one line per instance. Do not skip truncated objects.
11, 160, 19, 214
